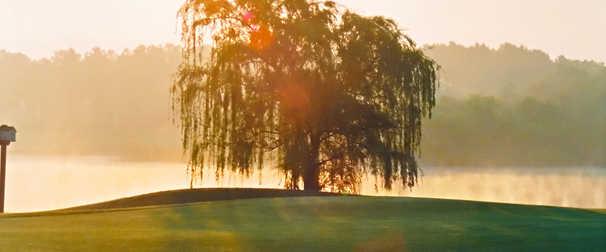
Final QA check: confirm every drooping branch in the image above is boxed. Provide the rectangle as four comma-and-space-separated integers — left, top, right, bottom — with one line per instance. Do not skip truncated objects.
172, 0, 438, 192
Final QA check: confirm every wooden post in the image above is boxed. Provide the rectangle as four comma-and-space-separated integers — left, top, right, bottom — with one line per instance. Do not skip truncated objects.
0, 125, 16, 213
0, 142, 7, 213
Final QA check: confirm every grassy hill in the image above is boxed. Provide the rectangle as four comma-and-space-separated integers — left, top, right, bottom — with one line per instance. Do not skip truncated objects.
0, 189, 604, 251
66, 188, 338, 211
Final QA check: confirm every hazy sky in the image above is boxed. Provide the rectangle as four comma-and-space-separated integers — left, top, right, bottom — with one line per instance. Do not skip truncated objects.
1, 0, 605, 62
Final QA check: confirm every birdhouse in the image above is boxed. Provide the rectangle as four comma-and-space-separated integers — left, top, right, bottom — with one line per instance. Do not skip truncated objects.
0, 125, 16, 143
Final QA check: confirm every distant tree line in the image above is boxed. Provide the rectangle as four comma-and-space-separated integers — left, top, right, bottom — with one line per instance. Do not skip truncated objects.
0, 45, 182, 160
1, 43, 604, 166
421, 95, 605, 166
422, 43, 605, 166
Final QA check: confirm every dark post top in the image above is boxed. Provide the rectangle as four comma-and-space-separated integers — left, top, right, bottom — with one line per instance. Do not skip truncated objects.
0, 125, 16, 144
0, 125, 16, 131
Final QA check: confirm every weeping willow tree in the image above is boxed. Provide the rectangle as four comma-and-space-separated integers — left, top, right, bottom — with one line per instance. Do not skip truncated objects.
172, 0, 438, 192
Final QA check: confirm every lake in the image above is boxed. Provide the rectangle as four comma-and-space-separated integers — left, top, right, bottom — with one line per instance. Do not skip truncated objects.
4, 155, 605, 212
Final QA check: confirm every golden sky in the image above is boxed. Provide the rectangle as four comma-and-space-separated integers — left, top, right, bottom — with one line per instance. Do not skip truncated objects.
1, 0, 605, 62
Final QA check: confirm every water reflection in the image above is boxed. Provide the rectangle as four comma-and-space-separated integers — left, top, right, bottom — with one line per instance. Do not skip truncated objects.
5, 155, 605, 212
366, 166, 606, 209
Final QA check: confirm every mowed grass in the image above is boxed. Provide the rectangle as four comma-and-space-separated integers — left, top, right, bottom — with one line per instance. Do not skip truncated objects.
0, 189, 604, 251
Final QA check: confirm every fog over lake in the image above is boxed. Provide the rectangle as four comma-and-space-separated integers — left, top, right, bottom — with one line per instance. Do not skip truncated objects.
5, 155, 604, 213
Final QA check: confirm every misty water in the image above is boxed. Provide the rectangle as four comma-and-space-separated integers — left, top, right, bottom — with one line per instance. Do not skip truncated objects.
4, 155, 605, 213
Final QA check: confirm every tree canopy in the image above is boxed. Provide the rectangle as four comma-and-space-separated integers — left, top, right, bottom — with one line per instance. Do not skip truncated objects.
172, 0, 438, 192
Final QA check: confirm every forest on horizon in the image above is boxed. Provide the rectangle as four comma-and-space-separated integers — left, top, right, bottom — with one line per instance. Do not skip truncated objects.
1, 43, 604, 166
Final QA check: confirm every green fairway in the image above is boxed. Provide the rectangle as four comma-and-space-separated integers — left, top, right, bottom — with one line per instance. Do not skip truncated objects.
0, 190, 604, 251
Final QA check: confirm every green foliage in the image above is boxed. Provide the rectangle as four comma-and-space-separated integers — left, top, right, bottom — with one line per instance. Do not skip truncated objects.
172, 0, 438, 191
421, 43, 606, 166
422, 95, 606, 166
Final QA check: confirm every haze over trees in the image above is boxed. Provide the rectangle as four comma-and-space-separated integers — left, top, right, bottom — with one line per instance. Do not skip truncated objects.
1, 43, 603, 167
422, 43, 606, 166
0, 46, 182, 160
172, 0, 438, 192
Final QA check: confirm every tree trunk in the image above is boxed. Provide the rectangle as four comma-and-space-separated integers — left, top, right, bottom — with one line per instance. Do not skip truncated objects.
303, 163, 320, 192
303, 134, 321, 192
